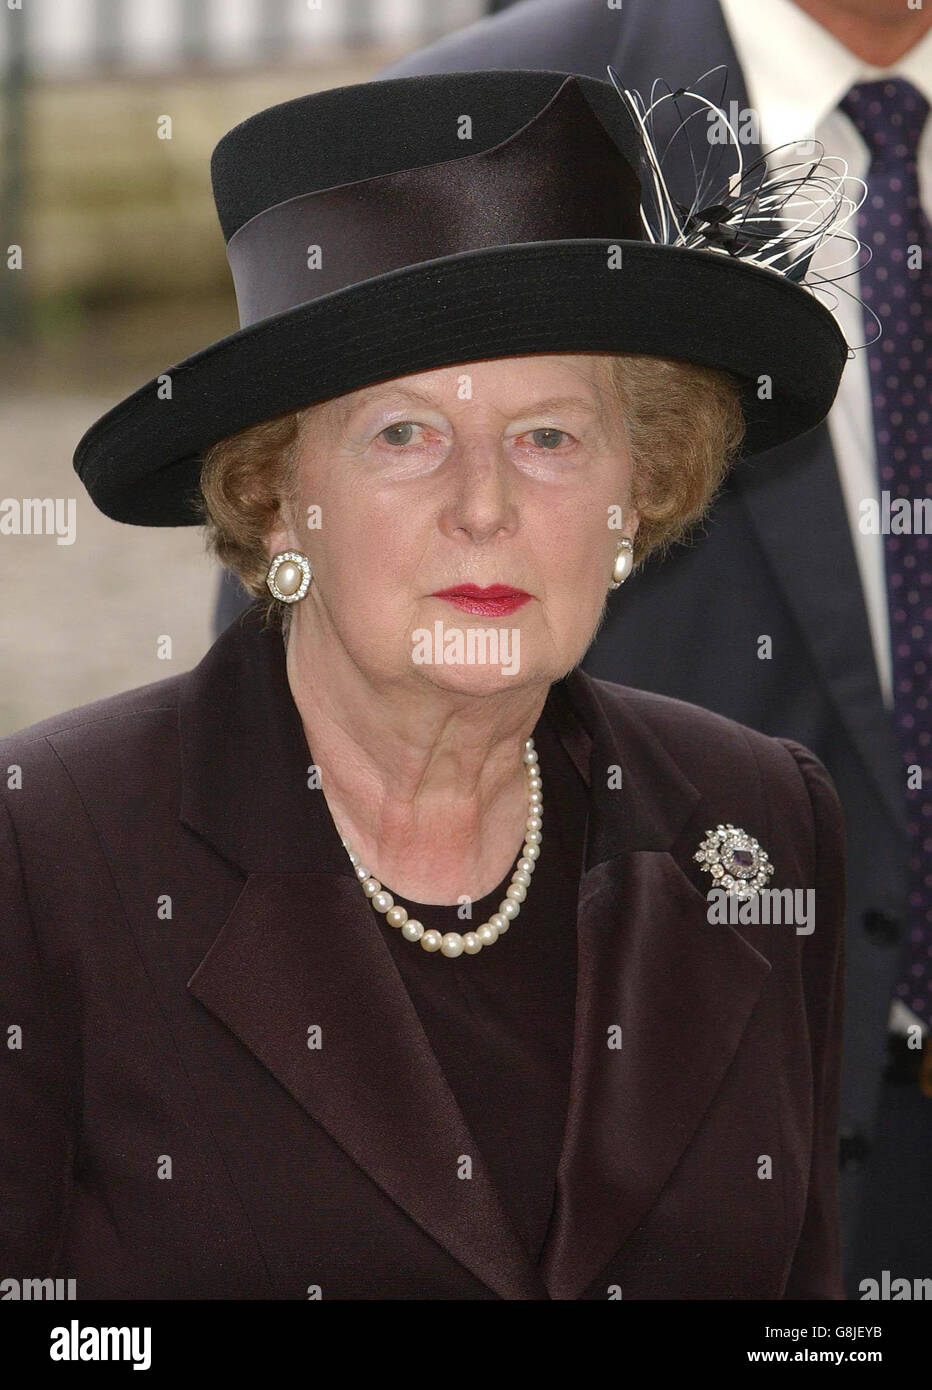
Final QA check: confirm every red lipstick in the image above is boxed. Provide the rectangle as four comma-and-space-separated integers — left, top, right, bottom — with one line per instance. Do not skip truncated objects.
431, 584, 532, 616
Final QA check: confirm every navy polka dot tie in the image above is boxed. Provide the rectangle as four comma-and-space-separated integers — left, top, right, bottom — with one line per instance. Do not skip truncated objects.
839, 78, 932, 1028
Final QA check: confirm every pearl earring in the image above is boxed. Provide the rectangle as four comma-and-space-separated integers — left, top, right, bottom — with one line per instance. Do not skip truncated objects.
608, 538, 634, 590
266, 550, 312, 603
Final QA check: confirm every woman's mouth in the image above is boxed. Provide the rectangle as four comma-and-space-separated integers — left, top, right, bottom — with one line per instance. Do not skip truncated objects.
431, 584, 532, 616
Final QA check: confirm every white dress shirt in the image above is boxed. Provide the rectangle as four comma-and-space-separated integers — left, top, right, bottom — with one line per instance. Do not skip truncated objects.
718, 0, 932, 1037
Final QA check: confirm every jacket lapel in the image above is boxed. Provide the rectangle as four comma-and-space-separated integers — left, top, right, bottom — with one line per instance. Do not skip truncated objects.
537, 674, 773, 1299
188, 870, 550, 1299
181, 606, 548, 1299
730, 435, 907, 835
181, 606, 772, 1299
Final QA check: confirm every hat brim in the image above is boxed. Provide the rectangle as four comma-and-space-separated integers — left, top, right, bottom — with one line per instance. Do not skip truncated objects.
73, 241, 848, 527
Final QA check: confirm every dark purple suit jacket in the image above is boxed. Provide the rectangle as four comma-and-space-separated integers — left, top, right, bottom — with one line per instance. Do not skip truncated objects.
0, 604, 845, 1298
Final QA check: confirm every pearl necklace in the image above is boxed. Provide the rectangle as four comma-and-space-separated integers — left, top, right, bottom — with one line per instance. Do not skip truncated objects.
338, 737, 542, 957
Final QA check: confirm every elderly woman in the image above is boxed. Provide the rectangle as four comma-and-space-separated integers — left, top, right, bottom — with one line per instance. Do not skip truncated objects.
1, 69, 852, 1300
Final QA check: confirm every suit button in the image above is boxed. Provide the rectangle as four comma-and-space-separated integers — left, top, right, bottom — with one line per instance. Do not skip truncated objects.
863, 909, 901, 944
839, 1128, 871, 1171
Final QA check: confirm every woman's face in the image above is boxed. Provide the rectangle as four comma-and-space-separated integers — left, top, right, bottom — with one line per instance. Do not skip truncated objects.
266, 353, 638, 693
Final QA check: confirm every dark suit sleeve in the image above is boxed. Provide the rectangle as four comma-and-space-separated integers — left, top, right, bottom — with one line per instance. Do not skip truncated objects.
0, 791, 79, 1274
776, 740, 847, 1299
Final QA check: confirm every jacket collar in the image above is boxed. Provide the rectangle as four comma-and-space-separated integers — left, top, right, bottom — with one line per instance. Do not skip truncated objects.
183, 603, 770, 1298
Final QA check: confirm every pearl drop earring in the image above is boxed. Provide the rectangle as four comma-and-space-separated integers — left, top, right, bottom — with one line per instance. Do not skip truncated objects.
267, 550, 312, 603
609, 538, 634, 590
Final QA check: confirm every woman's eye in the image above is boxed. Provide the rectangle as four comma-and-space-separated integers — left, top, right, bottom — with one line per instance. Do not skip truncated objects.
525, 428, 571, 450
379, 421, 422, 446
375, 422, 574, 451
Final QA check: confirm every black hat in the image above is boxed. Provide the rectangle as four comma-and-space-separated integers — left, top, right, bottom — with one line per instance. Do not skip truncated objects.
73, 67, 855, 527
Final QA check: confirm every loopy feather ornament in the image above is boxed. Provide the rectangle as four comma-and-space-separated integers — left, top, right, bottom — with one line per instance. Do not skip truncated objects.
606, 63, 876, 343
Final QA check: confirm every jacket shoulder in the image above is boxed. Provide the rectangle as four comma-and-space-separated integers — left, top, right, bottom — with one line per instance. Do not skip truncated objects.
0, 671, 183, 764
587, 677, 841, 830
377, 0, 607, 77
590, 676, 786, 758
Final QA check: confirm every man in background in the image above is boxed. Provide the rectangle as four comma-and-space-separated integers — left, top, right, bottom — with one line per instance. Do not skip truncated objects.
214, 0, 932, 1298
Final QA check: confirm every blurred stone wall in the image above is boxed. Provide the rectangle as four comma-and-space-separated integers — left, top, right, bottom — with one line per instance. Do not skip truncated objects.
0, 52, 402, 735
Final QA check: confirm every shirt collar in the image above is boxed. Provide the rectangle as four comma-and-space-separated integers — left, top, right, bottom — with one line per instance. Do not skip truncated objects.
719, 0, 932, 152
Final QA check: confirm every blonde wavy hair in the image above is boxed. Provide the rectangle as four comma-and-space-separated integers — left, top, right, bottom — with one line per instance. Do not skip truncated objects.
198, 355, 746, 630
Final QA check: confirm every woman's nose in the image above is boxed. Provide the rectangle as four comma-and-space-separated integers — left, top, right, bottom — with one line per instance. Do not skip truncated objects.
438, 438, 519, 543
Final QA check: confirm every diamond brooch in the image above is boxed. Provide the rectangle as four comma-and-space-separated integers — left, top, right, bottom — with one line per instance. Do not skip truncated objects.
694, 823, 774, 900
